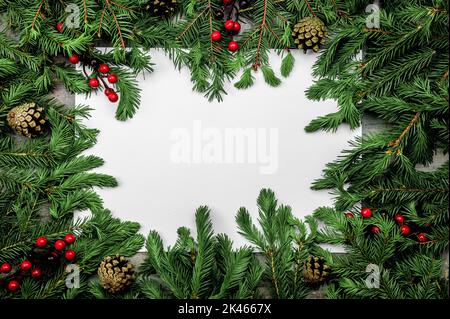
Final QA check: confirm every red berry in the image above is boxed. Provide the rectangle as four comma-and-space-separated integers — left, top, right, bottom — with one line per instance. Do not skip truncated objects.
107, 73, 118, 84
104, 88, 114, 96
36, 236, 47, 247
345, 212, 354, 218
64, 249, 76, 261
31, 268, 42, 278
233, 21, 241, 32
417, 233, 427, 242
394, 214, 405, 224
108, 92, 119, 103
211, 31, 221, 42
64, 234, 76, 244
54, 239, 66, 251
371, 225, 380, 234
88, 78, 100, 88
228, 41, 239, 52
7, 280, 20, 292
1, 262, 12, 273
68, 54, 79, 64
361, 207, 372, 218
98, 63, 110, 74
20, 260, 32, 271
56, 22, 64, 32
400, 224, 411, 236
223, 0, 233, 4
224, 20, 235, 30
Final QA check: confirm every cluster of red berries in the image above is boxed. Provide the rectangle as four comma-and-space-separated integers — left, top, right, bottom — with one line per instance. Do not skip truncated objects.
393, 213, 428, 242
0, 234, 77, 292
345, 208, 429, 242
210, 0, 250, 52
68, 54, 120, 103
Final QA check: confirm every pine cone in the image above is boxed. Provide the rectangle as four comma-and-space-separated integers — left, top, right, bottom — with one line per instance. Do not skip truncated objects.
303, 256, 330, 284
7, 102, 47, 138
145, 0, 177, 16
292, 16, 327, 53
98, 255, 135, 294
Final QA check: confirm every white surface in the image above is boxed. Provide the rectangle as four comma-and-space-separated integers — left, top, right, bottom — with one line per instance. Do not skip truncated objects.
77, 49, 360, 248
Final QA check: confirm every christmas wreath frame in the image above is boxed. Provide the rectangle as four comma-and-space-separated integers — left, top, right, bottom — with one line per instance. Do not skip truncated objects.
0, 0, 448, 299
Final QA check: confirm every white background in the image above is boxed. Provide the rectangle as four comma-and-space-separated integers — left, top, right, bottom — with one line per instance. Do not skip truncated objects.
77, 50, 360, 248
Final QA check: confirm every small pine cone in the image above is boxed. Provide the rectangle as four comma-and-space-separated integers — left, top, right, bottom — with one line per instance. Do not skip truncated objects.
7, 102, 47, 138
145, 0, 178, 16
292, 16, 327, 53
98, 255, 135, 294
303, 256, 330, 284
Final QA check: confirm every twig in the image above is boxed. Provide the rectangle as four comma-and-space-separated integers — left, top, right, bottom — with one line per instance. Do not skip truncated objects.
208, 0, 213, 53
253, 0, 269, 71
267, 23, 290, 52
389, 111, 421, 147
363, 27, 391, 35
240, 28, 260, 48
110, 0, 134, 11
83, 0, 88, 24
106, 0, 126, 48
268, 250, 280, 298
304, 0, 316, 17
31, 0, 45, 30
98, 7, 107, 37
178, 7, 209, 40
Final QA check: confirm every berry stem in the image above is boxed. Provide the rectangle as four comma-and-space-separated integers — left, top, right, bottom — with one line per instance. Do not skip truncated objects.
82, 64, 90, 78
97, 75, 111, 90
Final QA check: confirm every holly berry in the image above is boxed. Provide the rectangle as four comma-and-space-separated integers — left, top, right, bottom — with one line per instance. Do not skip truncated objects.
361, 207, 372, 218
394, 214, 405, 224
104, 88, 114, 96
7, 280, 20, 292
56, 22, 64, 32
68, 54, 79, 64
20, 260, 32, 271
211, 31, 221, 42
223, 0, 233, 4
64, 234, 76, 244
31, 268, 42, 278
224, 20, 235, 31
107, 73, 118, 84
371, 225, 380, 234
36, 236, 48, 247
54, 240, 66, 251
239, 0, 249, 9
417, 233, 428, 242
98, 63, 110, 74
228, 41, 239, 52
345, 212, 354, 218
88, 78, 100, 88
64, 249, 76, 261
1, 262, 11, 273
233, 21, 241, 32
108, 92, 119, 103
400, 224, 411, 236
